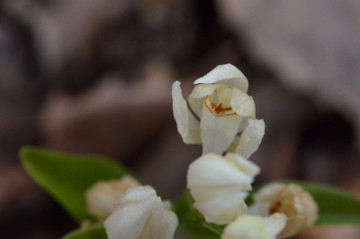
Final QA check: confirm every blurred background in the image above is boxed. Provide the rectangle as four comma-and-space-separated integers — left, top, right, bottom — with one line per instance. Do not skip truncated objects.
0, 0, 360, 238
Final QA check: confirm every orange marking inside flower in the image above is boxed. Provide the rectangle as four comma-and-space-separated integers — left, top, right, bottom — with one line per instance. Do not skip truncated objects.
210, 103, 232, 114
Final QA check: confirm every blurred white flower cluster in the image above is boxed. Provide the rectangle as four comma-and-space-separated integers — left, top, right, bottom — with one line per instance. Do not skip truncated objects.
172, 64, 318, 239
83, 64, 317, 239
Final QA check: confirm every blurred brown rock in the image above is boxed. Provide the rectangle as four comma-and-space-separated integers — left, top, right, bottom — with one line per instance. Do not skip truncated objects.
39, 62, 174, 159
217, 0, 360, 145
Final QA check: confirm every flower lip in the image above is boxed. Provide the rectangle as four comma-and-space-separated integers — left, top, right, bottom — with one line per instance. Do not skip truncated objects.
205, 96, 235, 117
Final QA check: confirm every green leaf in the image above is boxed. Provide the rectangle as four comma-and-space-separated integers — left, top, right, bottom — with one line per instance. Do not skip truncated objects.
176, 181, 360, 238
61, 225, 107, 239
20, 146, 133, 223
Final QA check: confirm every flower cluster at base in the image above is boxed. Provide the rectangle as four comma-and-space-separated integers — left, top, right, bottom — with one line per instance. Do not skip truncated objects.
173, 64, 318, 239
85, 178, 178, 239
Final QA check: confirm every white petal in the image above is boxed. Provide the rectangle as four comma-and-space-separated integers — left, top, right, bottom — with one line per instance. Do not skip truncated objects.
221, 215, 271, 239
105, 186, 178, 239
200, 104, 242, 154
188, 84, 224, 117
231, 88, 256, 117
225, 153, 260, 177
194, 192, 248, 225
187, 153, 259, 224
194, 64, 249, 92
221, 214, 287, 239
187, 154, 253, 188
172, 81, 201, 144
190, 186, 249, 202
263, 213, 288, 237
235, 119, 265, 159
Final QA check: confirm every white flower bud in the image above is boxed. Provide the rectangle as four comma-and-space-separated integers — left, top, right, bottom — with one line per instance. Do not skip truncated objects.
104, 186, 178, 239
172, 64, 265, 156
221, 213, 287, 239
86, 176, 140, 220
249, 183, 318, 238
187, 153, 260, 224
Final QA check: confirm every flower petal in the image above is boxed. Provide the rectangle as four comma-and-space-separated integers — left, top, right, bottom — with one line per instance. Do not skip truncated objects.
200, 104, 242, 154
194, 192, 248, 225
172, 81, 201, 144
194, 64, 249, 92
225, 153, 261, 177
221, 213, 287, 239
231, 88, 256, 117
187, 153, 255, 188
235, 119, 265, 159
104, 186, 178, 239
221, 215, 271, 239
263, 213, 288, 237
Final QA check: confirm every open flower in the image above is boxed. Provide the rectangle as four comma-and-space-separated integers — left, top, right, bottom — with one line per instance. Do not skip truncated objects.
172, 64, 265, 156
249, 183, 318, 238
187, 153, 260, 224
104, 185, 178, 239
221, 213, 287, 239
85, 176, 140, 221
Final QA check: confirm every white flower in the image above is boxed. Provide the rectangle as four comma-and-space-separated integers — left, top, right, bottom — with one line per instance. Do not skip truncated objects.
86, 176, 140, 220
249, 183, 318, 238
221, 213, 287, 239
187, 153, 260, 224
104, 186, 178, 239
172, 63, 265, 156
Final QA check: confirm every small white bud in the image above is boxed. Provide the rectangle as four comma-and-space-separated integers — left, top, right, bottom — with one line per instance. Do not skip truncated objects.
86, 176, 140, 220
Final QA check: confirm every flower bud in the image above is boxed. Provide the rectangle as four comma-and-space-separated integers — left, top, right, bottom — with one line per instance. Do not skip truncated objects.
249, 183, 318, 238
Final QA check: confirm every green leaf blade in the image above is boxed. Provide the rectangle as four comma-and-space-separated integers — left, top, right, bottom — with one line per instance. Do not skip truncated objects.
61, 225, 107, 239
20, 146, 132, 222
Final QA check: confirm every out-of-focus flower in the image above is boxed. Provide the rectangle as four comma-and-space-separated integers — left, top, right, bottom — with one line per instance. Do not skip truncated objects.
104, 185, 178, 239
187, 153, 260, 224
221, 213, 287, 239
86, 176, 140, 220
249, 183, 318, 238
172, 64, 265, 156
